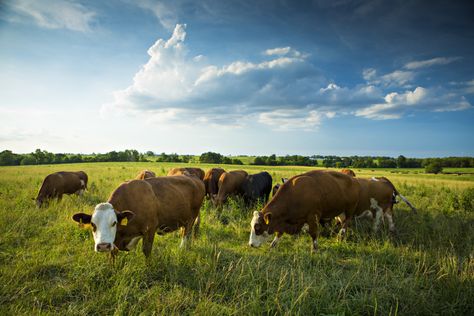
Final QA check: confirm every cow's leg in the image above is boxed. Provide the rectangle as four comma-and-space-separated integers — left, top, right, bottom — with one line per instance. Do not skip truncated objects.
142, 231, 155, 258
180, 222, 193, 249
371, 198, 384, 233
338, 214, 352, 240
384, 205, 396, 234
193, 214, 200, 238
270, 232, 283, 248
307, 214, 320, 253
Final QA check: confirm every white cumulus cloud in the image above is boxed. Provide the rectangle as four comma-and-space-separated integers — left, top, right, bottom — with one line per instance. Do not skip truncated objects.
104, 24, 472, 130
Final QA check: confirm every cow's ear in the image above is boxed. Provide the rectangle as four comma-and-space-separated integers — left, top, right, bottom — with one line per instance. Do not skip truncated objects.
282, 178, 288, 183
264, 212, 272, 225
72, 213, 92, 228
117, 210, 135, 226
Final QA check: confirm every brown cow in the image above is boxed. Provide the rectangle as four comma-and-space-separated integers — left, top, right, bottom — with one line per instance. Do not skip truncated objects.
167, 167, 205, 180
72, 175, 205, 258
203, 168, 226, 198
249, 170, 360, 252
135, 170, 156, 180
213, 170, 248, 207
35, 171, 88, 207
341, 169, 356, 177
337, 176, 417, 234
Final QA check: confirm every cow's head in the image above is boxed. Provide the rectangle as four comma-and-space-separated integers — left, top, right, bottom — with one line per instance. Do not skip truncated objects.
248, 211, 272, 247
271, 178, 288, 197
72, 202, 135, 253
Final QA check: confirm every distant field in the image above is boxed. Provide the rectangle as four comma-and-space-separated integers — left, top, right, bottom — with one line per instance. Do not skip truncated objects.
0, 162, 473, 315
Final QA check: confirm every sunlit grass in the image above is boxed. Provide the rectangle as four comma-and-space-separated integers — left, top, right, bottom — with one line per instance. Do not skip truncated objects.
0, 162, 473, 315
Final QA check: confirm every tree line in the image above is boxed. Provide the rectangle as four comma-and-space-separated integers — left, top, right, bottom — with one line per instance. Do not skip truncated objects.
0, 149, 473, 169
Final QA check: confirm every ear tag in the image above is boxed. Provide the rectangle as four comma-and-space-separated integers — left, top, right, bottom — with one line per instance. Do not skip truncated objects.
120, 217, 128, 226
264, 217, 270, 225
78, 218, 91, 229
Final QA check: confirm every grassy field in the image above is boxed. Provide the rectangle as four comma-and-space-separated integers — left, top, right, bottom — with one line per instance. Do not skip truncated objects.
0, 162, 473, 315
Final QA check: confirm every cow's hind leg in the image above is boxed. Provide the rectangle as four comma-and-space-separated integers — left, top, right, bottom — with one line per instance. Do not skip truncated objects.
180, 222, 193, 249
384, 205, 396, 234
371, 198, 384, 233
338, 214, 352, 240
193, 214, 200, 238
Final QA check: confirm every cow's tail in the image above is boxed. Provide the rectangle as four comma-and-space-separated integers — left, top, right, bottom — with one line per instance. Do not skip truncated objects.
379, 177, 417, 214
396, 192, 417, 214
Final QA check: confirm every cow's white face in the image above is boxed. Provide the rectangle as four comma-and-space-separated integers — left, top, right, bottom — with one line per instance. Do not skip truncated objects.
90, 203, 118, 252
72, 203, 135, 253
249, 211, 271, 247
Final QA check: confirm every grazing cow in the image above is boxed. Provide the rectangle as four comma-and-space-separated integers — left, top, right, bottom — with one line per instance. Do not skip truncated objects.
271, 178, 288, 196
241, 172, 273, 204
203, 168, 226, 198
341, 169, 356, 177
213, 170, 248, 207
35, 171, 88, 208
249, 170, 360, 252
338, 176, 417, 234
167, 167, 205, 180
72, 175, 205, 258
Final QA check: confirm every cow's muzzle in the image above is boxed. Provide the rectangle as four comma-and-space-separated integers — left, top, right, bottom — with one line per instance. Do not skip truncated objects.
96, 243, 113, 252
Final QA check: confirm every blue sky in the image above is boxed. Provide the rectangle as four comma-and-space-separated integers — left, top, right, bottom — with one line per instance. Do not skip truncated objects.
0, 0, 473, 157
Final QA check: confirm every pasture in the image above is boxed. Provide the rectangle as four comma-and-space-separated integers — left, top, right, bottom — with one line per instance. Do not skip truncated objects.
0, 162, 473, 315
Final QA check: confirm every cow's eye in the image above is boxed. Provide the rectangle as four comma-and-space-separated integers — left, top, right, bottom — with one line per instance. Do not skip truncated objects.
111, 221, 117, 227
91, 223, 97, 232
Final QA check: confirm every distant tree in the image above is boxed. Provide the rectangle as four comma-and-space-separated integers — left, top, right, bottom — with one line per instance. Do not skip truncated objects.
0, 150, 20, 165
253, 156, 266, 165
200, 152, 224, 164
425, 162, 443, 174
397, 155, 407, 168
20, 155, 37, 165
231, 158, 243, 165
379, 158, 397, 168
145, 151, 155, 156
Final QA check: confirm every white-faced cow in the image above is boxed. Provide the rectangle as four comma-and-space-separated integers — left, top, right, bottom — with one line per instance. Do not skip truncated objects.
72, 175, 205, 258
35, 171, 88, 208
249, 170, 360, 252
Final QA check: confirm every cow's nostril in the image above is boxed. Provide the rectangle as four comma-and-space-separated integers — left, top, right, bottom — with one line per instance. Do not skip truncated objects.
96, 243, 112, 252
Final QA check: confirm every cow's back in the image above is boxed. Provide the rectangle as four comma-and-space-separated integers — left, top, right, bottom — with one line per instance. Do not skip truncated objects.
168, 167, 205, 180
267, 170, 359, 220
56, 172, 82, 194
108, 176, 205, 231
242, 171, 272, 201
218, 170, 247, 194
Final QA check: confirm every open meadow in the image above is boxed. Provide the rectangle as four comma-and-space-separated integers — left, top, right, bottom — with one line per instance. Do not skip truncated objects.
0, 162, 473, 315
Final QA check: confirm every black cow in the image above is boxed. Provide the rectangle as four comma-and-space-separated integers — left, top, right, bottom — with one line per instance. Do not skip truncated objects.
241, 172, 273, 205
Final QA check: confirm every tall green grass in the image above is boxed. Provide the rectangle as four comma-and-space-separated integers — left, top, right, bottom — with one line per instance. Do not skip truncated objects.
0, 162, 473, 315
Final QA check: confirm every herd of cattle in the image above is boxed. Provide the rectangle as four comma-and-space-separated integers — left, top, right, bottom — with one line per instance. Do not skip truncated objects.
34, 167, 417, 258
